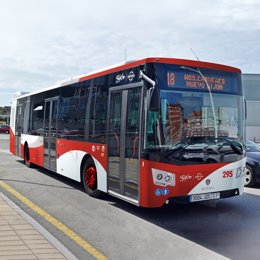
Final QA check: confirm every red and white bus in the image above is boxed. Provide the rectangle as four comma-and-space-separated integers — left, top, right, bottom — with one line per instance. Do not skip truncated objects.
9, 57, 246, 208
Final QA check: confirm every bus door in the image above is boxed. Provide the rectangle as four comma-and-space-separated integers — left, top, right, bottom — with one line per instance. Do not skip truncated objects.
15, 104, 23, 157
107, 83, 143, 203
43, 97, 59, 171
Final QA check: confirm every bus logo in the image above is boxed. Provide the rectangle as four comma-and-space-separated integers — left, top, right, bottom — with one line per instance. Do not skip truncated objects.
116, 74, 125, 83
128, 71, 135, 82
194, 173, 203, 181
180, 174, 192, 182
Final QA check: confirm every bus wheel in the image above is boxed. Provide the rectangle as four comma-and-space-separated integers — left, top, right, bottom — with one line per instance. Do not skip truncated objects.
82, 159, 102, 198
24, 146, 32, 168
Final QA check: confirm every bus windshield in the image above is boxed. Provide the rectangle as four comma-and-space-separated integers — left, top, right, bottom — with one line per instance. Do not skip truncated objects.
145, 90, 244, 163
145, 62, 244, 150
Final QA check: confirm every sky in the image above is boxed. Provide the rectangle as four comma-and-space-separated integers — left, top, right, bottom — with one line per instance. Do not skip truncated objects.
0, 0, 260, 106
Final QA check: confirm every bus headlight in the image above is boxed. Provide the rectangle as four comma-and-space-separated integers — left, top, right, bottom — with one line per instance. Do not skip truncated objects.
157, 173, 163, 180
152, 168, 176, 187
165, 175, 171, 182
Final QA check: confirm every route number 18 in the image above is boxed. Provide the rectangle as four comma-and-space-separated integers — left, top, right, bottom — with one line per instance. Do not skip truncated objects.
167, 72, 175, 86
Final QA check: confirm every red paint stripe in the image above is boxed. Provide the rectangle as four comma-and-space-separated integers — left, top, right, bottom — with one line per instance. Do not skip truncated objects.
9, 128, 16, 155
29, 146, 44, 167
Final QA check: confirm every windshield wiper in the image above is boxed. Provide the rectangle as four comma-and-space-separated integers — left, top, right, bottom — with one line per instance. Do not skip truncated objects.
221, 139, 244, 155
201, 136, 244, 156
164, 141, 194, 160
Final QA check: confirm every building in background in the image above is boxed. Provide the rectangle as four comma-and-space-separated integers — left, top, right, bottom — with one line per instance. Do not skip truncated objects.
242, 74, 260, 141
166, 104, 183, 143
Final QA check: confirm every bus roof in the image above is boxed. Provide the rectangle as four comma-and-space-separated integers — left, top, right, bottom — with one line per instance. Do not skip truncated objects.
13, 57, 241, 100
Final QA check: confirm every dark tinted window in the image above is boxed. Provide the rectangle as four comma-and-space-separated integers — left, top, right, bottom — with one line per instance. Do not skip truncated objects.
59, 96, 79, 137
16, 99, 26, 135
77, 83, 90, 140
30, 90, 59, 135
23, 99, 30, 134
89, 77, 109, 143
58, 83, 80, 139
31, 103, 44, 135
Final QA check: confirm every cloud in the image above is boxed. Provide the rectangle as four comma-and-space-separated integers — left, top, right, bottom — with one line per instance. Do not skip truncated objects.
0, 0, 260, 106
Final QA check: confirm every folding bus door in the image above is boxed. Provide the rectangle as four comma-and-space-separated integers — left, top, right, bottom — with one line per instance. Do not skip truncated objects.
43, 97, 58, 171
107, 83, 143, 204
15, 104, 23, 157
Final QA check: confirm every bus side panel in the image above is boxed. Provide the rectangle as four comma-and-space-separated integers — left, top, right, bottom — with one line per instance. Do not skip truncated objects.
139, 159, 245, 208
56, 139, 107, 191
9, 99, 17, 155
9, 128, 16, 155
21, 134, 44, 167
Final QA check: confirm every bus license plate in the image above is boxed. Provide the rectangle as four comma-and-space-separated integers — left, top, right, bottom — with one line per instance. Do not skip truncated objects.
190, 192, 220, 202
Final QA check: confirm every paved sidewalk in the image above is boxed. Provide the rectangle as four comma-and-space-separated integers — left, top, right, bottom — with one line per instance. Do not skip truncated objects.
0, 192, 77, 260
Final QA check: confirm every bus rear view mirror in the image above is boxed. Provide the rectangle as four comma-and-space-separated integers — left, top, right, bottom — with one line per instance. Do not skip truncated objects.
149, 87, 160, 112
139, 70, 160, 112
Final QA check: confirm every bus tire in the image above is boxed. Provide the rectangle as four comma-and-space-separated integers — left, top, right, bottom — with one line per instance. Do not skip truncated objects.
24, 145, 32, 168
82, 158, 102, 198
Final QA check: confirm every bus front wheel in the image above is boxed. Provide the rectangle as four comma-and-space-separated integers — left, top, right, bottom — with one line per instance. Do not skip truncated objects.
82, 159, 102, 198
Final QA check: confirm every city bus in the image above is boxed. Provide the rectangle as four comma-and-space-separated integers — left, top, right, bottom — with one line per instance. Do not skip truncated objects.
9, 57, 246, 208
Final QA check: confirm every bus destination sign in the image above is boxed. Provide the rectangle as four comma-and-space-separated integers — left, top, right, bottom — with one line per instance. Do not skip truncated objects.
162, 68, 241, 95
167, 72, 226, 91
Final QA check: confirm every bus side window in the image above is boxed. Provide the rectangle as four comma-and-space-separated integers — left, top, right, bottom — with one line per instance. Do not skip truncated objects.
77, 88, 89, 140
23, 99, 30, 134
146, 111, 159, 147
58, 96, 79, 139
89, 86, 108, 144
31, 104, 44, 135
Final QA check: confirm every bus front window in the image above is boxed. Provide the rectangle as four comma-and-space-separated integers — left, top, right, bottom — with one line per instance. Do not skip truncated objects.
146, 90, 243, 149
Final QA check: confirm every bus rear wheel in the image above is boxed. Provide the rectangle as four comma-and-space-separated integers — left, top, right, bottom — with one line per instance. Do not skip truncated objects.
24, 146, 32, 168
82, 159, 102, 198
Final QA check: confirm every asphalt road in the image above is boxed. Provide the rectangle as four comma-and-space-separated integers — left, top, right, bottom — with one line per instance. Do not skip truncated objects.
1, 134, 260, 260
